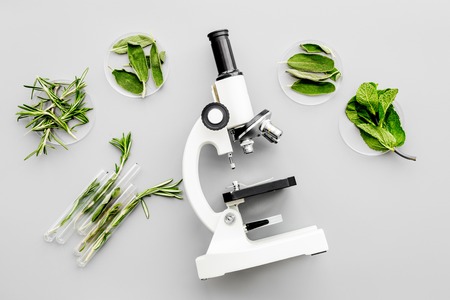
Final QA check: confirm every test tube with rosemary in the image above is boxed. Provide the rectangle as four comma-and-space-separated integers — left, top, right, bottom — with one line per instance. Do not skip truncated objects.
75, 133, 133, 229
55, 172, 115, 244
77, 179, 182, 267
77, 163, 141, 235
44, 170, 108, 243
75, 184, 137, 256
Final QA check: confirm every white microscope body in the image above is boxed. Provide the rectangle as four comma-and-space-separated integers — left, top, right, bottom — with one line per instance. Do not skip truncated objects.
182, 30, 328, 280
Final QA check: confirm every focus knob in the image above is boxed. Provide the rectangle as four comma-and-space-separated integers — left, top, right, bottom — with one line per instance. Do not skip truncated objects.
201, 102, 230, 131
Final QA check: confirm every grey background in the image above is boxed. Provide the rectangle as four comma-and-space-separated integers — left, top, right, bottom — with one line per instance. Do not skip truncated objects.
1, 0, 449, 299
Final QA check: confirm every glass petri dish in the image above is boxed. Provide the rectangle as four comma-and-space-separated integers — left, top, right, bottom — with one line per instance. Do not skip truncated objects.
338, 101, 404, 156
32, 83, 95, 146
104, 32, 169, 99
277, 40, 343, 106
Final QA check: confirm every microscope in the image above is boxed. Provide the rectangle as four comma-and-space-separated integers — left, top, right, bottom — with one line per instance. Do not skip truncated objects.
182, 29, 328, 280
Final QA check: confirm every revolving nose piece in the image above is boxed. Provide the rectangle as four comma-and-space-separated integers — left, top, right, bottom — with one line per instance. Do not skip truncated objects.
260, 120, 283, 143
240, 139, 254, 154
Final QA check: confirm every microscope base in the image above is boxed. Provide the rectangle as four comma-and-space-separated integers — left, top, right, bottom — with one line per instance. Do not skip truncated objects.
195, 210, 328, 279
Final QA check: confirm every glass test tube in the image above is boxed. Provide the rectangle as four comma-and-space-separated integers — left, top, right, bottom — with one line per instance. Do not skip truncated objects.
77, 192, 138, 267
77, 163, 141, 235
43, 170, 108, 243
54, 172, 114, 244
74, 183, 137, 256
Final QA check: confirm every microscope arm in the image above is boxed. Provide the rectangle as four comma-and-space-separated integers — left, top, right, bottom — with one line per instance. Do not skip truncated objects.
182, 118, 233, 232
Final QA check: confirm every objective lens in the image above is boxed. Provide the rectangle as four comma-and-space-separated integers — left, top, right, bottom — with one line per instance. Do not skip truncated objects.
260, 120, 283, 143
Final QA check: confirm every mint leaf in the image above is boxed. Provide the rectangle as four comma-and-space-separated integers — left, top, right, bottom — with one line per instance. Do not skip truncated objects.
345, 96, 363, 125
356, 101, 376, 126
360, 130, 389, 151
385, 105, 405, 147
345, 82, 415, 160
378, 88, 398, 124
357, 123, 396, 150
356, 82, 379, 115
346, 96, 376, 126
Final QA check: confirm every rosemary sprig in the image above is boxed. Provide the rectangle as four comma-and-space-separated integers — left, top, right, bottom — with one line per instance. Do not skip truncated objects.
81, 133, 132, 216
17, 68, 92, 160
47, 178, 101, 235
77, 202, 123, 253
82, 179, 182, 263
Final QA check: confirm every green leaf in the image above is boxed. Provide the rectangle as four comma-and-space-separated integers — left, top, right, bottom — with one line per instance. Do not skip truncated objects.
356, 102, 376, 126
326, 68, 341, 81
111, 35, 154, 54
150, 43, 164, 87
357, 123, 396, 150
112, 69, 143, 95
287, 53, 334, 72
286, 69, 337, 82
378, 88, 398, 124
300, 43, 332, 55
140, 200, 150, 219
385, 105, 405, 147
291, 79, 335, 95
128, 43, 149, 97
356, 82, 379, 115
359, 130, 389, 152
345, 96, 363, 126
159, 51, 166, 64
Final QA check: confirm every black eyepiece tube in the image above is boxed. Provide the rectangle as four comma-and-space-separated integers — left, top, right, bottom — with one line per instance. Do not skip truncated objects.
207, 29, 242, 80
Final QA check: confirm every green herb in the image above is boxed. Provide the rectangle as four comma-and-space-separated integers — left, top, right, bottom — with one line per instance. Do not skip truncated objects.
17, 68, 92, 160
345, 82, 416, 161
83, 179, 183, 263
47, 177, 101, 235
110, 34, 166, 97
90, 187, 121, 223
82, 133, 132, 214
127, 43, 149, 97
150, 43, 164, 87
111, 35, 154, 54
291, 79, 336, 95
286, 69, 339, 82
112, 69, 143, 95
326, 67, 341, 81
77, 202, 122, 253
300, 43, 332, 55
146, 51, 165, 68
287, 53, 334, 72
159, 51, 166, 64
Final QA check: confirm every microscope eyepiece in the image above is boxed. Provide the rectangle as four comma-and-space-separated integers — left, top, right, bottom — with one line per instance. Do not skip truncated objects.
207, 29, 242, 80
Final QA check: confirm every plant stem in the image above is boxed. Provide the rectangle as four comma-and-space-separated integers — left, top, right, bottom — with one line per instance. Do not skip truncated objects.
394, 148, 416, 161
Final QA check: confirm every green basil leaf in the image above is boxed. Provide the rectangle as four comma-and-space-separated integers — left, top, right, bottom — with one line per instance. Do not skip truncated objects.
287, 53, 334, 72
